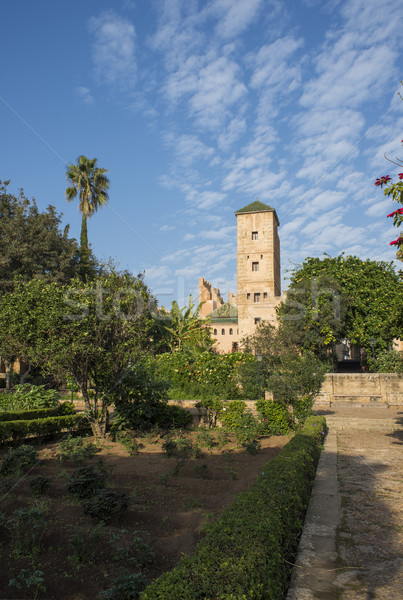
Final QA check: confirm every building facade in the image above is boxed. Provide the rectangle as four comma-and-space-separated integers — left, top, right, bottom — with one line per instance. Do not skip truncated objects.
200, 200, 283, 352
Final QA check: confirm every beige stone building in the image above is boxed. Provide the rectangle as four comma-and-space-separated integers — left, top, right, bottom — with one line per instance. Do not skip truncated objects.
200, 200, 284, 352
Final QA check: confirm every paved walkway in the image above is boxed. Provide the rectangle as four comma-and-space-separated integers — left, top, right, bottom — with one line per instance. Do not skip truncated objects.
286, 405, 403, 600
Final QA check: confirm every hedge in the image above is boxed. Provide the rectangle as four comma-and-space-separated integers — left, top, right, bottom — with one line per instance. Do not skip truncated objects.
0, 402, 75, 422
140, 415, 327, 600
0, 413, 87, 444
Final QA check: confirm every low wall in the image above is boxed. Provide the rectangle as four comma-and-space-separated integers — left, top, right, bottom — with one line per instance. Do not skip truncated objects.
313, 373, 403, 408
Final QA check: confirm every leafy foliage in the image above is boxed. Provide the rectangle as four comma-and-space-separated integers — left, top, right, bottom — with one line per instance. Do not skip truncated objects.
83, 489, 129, 523
67, 465, 106, 499
0, 180, 80, 296
279, 254, 403, 355
0, 384, 62, 411
371, 349, 403, 374
0, 268, 158, 436
218, 400, 247, 431
57, 435, 101, 463
158, 297, 214, 353
0, 444, 38, 476
256, 400, 292, 435
6, 504, 48, 556
154, 350, 255, 399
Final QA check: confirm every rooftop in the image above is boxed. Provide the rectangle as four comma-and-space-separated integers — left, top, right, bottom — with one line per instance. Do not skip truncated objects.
235, 200, 279, 225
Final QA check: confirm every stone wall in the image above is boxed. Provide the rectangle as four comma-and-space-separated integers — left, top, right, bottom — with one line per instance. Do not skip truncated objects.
314, 373, 403, 407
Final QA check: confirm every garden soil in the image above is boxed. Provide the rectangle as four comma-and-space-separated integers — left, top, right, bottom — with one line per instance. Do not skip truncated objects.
0, 432, 289, 600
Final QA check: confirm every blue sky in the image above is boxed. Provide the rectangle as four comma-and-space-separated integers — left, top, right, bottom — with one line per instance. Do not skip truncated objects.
1, 0, 402, 308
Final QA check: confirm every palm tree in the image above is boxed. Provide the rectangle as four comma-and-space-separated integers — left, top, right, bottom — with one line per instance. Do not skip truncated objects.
65, 155, 110, 279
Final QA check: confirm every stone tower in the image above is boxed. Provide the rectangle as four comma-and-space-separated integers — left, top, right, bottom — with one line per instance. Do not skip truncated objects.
235, 200, 281, 340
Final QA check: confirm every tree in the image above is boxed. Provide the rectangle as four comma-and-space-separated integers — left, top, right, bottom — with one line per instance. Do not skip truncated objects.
0, 180, 80, 295
245, 322, 327, 412
161, 297, 214, 353
65, 156, 110, 279
0, 268, 157, 437
278, 255, 403, 358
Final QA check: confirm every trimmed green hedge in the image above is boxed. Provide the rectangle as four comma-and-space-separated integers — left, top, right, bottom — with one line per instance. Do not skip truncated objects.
0, 402, 75, 422
0, 413, 87, 444
140, 416, 326, 600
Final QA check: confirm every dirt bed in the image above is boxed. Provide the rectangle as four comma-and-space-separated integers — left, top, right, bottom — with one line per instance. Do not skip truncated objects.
0, 431, 289, 600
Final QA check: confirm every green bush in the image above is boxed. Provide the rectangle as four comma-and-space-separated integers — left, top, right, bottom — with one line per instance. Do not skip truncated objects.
0, 384, 62, 411
83, 489, 129, 523
98, 572, 148, 600
256, 400, 292, 435
371, 349, 403, 373
153, 404, 192, 429
218, 400, 247, 430
7, 504, 48, 557
0, 444, 38, 476
0, 413, 86, 444
29, 476, 51, 495
67, 466, 106, 499
0, 401, 74, 422
155, 351, 255, 400
140, 416, 326, 600
195, 398, 223, 428
57, 434, 101, 463
111, 361, 170, 431
292, 395, 314, 424
234, 413, 263, 445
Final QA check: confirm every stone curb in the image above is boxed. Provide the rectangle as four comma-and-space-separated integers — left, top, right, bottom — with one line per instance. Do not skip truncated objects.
286, 428, 341, 600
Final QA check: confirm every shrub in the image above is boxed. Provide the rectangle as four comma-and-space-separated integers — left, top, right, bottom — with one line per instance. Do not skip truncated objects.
0, 402, 75, 422
153, 404, 192, 429
0, 384, 61, 411
0, 413, 86, 444
243, 440, 261, 455
84, 489, 129, 523
195, 398, 223, 428
67, 466, 106, 499
98, 572, 148, 600
0, 444, 38, 476
111, 361, 170, 431
115, 432, 140, 455
371, 349, 403, 373
256, 399, 292, 435
57, 434, 101, 463
6, 504, 48, 556
292, 395, 314, 424
29, 476, 51, 495
219, 400, 247, 431
140, 416, 326, 600
8, 568, 46, 595
233, 413, 263, 445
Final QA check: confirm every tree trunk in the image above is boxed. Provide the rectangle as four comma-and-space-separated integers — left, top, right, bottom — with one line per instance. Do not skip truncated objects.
5, 360, 12, 390
79, 215, 91, 280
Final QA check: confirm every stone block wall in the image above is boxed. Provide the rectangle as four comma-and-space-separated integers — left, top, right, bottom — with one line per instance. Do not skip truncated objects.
314, 373, 403, 407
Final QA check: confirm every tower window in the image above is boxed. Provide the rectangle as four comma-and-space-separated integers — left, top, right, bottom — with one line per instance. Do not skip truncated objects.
213, 328, 217, 335
247, 293, 251, 300
252, 231, 258, 240
254, 293, 261, 303
254, 318, 261, 325
229, 328, 233, 335
252, 262, 259, 271
263, 292, 268, 299
221, 329, 225, 335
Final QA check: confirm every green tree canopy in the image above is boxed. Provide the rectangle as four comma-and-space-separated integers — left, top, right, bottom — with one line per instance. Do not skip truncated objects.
158, 297, 214, 353
0, 268, 157, 436
279, 254, 403, 357
0, 180, 80, 295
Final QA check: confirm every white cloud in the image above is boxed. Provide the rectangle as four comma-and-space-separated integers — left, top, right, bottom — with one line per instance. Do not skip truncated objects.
89, 11, 137, 90
213, 0, 263, 39
200, 225, 236, 240
74, 86, 94, 104
159, 224, 175, 231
